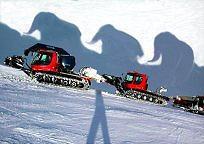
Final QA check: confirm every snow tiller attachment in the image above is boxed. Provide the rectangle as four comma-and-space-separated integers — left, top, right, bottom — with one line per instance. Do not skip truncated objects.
4, 43, 91, 90
102, 71, 169, 106
4, 55, 24, 69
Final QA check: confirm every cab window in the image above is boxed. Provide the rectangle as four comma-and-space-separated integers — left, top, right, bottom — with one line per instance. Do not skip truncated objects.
135, 76, 143, 84
31, 52, 51, 65
124, 74, 134, 82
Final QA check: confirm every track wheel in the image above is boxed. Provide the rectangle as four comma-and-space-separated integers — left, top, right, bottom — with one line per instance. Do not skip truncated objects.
137, 94, 142, 99
149, 97, 153, 102
51, 77, 57, 84
42, 74, 46, 81
154, 98, 159, 104
133, 93, 138, 98
143, 95, 147, 100
124, 91, 133, 98
71, 81, 77, 87
63, 80, 69, 86
36, 75, 43, 82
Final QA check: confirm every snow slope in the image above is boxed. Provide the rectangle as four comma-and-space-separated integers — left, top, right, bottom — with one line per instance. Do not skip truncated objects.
0, 64, 204, 144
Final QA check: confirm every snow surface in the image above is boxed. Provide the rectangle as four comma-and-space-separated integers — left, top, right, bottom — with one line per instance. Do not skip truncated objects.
0, 65, 204, 144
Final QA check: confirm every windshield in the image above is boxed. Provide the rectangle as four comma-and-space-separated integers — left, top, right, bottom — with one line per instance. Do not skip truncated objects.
124, 74, 134, 82
31, 52, 51, 65
124, 73, 143, 84
135, 75, 143, 84
60, 55, 75, 71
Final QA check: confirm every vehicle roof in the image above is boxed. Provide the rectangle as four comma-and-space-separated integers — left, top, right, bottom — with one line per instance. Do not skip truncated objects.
127, 71, 147, 77
24, 43, 70, 56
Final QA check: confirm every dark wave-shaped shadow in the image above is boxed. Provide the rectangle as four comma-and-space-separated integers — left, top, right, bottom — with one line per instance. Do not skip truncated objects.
0, 12, 203, 96
0, 22, 36, 62
142, 32, 204, 95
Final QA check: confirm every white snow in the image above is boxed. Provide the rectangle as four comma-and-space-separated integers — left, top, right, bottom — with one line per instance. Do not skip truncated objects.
0, 65, 204, 144
0, 0, 204, 66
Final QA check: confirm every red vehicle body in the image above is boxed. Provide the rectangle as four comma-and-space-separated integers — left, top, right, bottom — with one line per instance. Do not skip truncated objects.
102, 70, 169, 105
24, 43, 76, 74
31, 49, 59, 73
122, 71, 148, 91
4, 43, 91, 89
23, 43, 91, 89
5, 43, 169, 105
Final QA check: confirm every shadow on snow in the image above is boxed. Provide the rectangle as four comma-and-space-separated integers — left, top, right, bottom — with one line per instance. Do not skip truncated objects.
0, 12, 204, 95
87, 90, 111, 143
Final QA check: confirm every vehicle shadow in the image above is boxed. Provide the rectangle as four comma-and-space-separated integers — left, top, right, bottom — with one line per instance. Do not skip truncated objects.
89, 24, 143, 74
0, 22, 36, 62
1, 12, 204, 95
142, 32, 204, 95
87, 90, 111, 144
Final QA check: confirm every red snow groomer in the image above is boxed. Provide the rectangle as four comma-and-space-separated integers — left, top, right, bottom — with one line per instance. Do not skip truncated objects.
122, 71, 148, 91
173, 96, 204, 115
4, 43, 91, 89
102, 71, 169, 106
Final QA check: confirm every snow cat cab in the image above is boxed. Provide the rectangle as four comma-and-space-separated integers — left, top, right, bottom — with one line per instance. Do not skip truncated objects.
4, 43, 91, 89
122, 71, 148, 91
102, 71, 169, 106
24, 43, 76, 73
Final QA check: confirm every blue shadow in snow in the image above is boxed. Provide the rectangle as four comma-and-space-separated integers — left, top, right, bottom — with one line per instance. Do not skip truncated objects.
87, 90, 111, 144
1, 12, 204, 95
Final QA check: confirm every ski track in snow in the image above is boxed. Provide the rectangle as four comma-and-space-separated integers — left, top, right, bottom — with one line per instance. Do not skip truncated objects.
0, 65, 204, 144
